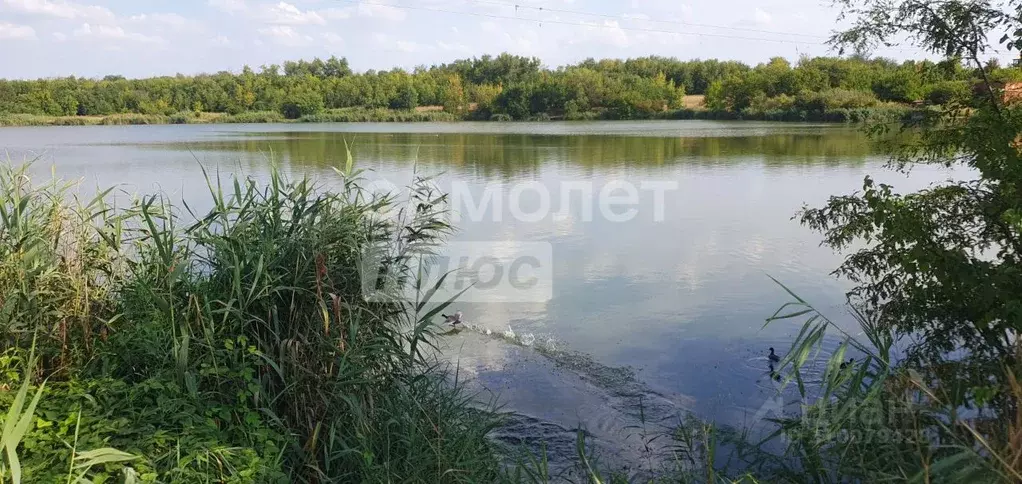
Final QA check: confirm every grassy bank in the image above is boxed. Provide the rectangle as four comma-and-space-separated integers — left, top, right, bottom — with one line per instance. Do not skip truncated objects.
0, 157, 1016, 483
0, 161, 506, 482
0, 105, 917, 127
660, 104, 919, 123
0, 108, 459, 127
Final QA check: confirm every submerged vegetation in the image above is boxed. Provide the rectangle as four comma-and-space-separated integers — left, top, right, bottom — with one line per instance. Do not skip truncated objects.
2, 53, 1019, 125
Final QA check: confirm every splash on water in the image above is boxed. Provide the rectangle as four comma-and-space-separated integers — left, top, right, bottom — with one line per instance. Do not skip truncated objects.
461, 323, 547, 349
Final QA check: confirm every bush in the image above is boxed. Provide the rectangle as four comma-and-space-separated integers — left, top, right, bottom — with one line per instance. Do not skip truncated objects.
872, 70, 923, 102
921, 80, 971, 105
220, 110, 286, 123
167, 112, 192, 124
750, 93, 795, 112
0, 162, 501, 482
602, 92, 661, 119
796, 88, 879, 111
279, 89, 324, 119
299, 107, 457, 122
98, 113, 170, 125
564, 109, 599, 121
490, 113, 513, 122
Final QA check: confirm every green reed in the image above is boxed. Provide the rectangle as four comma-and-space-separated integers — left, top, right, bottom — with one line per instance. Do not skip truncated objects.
0, 157, 503, 482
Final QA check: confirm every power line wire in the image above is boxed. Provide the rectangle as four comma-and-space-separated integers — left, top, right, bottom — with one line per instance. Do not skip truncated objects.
339, 0, 948, 55
338, 0, 834, 46
462, 0, 830, 40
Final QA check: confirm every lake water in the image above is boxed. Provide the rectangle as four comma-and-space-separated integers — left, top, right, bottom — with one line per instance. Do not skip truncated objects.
0, 121, 953, 472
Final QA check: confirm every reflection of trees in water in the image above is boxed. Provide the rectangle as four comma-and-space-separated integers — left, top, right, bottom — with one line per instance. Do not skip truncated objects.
149, 130, 889, 177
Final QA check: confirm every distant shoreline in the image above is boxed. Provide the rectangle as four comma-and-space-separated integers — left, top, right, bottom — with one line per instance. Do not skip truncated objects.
0, 105, 919, 128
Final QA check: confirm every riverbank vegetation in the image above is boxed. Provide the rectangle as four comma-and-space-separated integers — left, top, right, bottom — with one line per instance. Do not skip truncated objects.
0, 107, 459, 127
0, 159, 512, 482
4, 0, 1022, 481
711, 0, 1022, 481
2, 53, 1019, 126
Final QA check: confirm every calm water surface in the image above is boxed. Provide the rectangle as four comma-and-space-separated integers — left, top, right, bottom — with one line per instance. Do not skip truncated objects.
0, 121, 953, 470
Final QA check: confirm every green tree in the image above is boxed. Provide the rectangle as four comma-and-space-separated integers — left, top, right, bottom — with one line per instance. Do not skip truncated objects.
494, 84, 532, 119
390, 82, 419, 110
871, 69, 922, 102
805, 0, 1022, 415
279, 88, 324, 119
439, 74, 465, 115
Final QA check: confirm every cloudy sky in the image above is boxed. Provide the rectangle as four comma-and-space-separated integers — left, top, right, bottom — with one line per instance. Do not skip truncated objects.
0, 0, 1006, 79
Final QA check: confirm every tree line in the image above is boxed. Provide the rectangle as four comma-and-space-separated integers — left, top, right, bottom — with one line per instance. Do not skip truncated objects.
1, 53, 1020, 121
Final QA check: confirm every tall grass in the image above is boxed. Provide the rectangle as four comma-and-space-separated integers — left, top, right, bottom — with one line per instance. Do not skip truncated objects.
0, 109, 455, 127
663, 105, 916, 123
3, 150, 1013, 482
299, 108, 459, 123
0, 159, 502, 482
736, 281, 1022, 483
501, 278, 1022, 483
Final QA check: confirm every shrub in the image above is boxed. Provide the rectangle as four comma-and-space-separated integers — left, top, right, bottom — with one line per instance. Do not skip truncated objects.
872, 70, 923, 102
167, 112, 192, 124
220, 110, 286, 123
921, 80, 971, 105
0, 161, 501, 482
279, 89, 324, 119
750, 93, 795, 112
796, 88, 879, 111
298, 107, 457, 122
98, 113, 170, 125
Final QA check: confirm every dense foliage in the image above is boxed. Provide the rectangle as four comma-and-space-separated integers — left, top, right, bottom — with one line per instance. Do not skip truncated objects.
802, 0, 1022, 414
0, 161, 505, 482
2, 53, 1019, 123
731, 0, 1022, 482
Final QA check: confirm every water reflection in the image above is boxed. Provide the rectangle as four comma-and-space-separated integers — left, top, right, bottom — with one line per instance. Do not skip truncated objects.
128, 130, 887, 176
0, 121, 934, 474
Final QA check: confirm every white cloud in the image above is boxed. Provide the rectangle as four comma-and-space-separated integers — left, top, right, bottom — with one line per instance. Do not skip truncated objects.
52, 31, 66, 41
261, 2, 325, 25
322, 7, 351, 20
396, 40, 424, 52
210, 34, 230, 46
437, 40, 470, 53
208, 0, 248, 14
3, 0, 113, 21
74, 22, 164, 44
129, 13, 198, 30
356, 2, 406, 21
574, 20, 629, 48
753, 8, 772, 25
0, 21, 35, 39
257, 25, 313, 46
372, 32, 430, 52
210, 1, 327, 25
321, 32, 343, 45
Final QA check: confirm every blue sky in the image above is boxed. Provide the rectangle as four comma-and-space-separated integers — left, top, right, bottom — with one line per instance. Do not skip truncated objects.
0, 0, 1008, 79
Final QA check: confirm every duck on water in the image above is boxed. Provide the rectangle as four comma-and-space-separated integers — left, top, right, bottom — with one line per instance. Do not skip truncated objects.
443, 311, 463, 327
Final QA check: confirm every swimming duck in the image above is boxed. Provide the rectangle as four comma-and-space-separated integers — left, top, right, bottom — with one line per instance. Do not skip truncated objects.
840, 358, 854, 369
768, 347, 781, 363
442, 311, 463, 327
